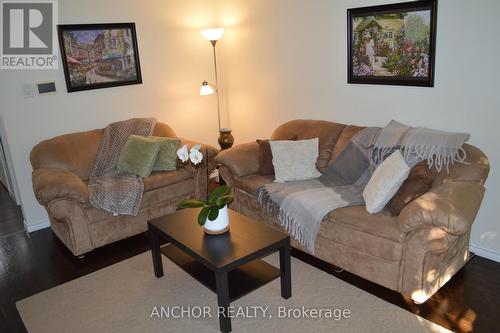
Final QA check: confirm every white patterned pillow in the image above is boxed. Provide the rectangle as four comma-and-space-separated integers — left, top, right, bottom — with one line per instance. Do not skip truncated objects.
270, 138, 321, 182
363, 150, 410, 214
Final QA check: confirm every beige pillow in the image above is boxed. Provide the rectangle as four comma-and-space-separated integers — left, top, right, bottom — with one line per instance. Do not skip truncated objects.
270, 138, 321, 182
363, 150, 410, 214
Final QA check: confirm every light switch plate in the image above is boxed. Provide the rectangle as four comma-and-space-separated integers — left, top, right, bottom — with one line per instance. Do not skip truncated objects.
22, 84, 35, 98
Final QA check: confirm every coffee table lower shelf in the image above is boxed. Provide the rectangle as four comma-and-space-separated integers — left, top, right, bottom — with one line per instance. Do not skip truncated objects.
160, 244, 281, 302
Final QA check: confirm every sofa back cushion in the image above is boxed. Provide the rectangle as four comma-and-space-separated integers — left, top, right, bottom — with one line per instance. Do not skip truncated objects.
30, 122, 177, 181
30, 129, 103, 181
271, 119, 346, 172
329, 125, 365, 164
431, 143, 489, 187
388, 161, 433, 216
152, 122, 177, 138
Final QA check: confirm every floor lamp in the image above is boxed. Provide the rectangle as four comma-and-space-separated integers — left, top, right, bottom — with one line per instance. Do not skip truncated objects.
200, 28, 234, 150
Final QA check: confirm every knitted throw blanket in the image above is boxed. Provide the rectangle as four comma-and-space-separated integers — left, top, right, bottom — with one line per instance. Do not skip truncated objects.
89, 118, 157, 216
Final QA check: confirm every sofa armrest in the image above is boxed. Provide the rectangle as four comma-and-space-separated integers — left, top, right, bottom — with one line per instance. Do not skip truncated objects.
179, 137, 218, 160
398, 181, 485, 236
215, 142, 262, 177
32, 168, 89, 205
178, 138, 218, 199
178, 137, 218, 171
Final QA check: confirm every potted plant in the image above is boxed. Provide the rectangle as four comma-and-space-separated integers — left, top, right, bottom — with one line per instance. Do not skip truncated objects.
178, 185, 233, 234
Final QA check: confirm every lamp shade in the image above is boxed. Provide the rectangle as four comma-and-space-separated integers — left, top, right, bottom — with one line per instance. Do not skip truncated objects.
200, 81, 215, 96
201, 28, 224, 41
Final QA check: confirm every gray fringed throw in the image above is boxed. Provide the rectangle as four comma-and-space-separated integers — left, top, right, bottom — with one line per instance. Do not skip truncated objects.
373, 120, 470, 172
256, 121, 470, 253
89, 118, 157, 216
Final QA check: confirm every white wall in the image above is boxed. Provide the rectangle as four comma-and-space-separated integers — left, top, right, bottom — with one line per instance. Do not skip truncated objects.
0, 0, 220, 231
215, 0, 500, 260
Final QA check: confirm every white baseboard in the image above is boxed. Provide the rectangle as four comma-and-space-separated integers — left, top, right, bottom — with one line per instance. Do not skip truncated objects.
470, 244, 500, 263
24, 219, 50, 233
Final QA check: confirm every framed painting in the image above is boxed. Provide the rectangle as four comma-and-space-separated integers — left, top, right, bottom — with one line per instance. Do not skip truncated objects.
347, 0, 437, 87
58, 23, 142, 92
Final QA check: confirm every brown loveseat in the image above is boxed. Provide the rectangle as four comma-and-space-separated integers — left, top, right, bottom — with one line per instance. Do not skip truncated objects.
215, 119, 489, 303
30, 122, 217, 257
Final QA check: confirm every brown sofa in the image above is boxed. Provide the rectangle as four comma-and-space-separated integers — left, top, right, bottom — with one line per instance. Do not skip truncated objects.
215, 119, 489, 303
30, 122, 217, 257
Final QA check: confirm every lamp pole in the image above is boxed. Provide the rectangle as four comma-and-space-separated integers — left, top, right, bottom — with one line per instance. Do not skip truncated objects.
211, 40, 221, 131
200, 28, 234, 150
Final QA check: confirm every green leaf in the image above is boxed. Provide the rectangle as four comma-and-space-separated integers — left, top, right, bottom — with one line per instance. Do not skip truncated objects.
178, 199, 208, 209
208, 185, 231, 204
215, 196, 226, 207
198, 207, 210, 226
208, 207, 220, 221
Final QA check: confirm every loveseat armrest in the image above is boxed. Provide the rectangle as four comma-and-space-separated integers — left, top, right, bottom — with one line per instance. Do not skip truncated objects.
32, 168, 89, 206
179, 137, 218, 171
179, 138, 218, 160
178, 138, 218, 199
398, 181, 485, 236
215, 142, 262, 177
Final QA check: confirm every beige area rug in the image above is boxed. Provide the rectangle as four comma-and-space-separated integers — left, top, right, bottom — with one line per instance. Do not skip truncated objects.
17, 252, 451, 333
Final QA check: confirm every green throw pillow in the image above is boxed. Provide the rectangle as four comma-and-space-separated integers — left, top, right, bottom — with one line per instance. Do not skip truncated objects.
117, 135, 162, 177
152, 136, 181, 172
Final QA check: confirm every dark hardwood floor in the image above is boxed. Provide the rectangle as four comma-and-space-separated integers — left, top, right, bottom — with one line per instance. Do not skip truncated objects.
0, 230, 152, 333
0, 184, 499, 332
292, 249, 500, 333
0, 184, 23, 237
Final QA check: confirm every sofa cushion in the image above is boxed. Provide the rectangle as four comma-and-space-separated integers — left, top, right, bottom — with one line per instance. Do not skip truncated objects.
234, 174, 275, 195
85, 178, 195, 222
79, 169, 193, 210
271, 120, 346, 172
321, 206, 404, 262
143, 169, 193, 192
234, 173, 404, 262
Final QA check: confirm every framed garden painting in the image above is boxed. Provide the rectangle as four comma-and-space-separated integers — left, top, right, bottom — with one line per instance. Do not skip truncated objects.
58, 23, 142, 92
347, 0, 437, 87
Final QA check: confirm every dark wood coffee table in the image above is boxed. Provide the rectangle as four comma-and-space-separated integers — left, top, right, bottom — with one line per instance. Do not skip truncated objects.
148, 208, 291, 333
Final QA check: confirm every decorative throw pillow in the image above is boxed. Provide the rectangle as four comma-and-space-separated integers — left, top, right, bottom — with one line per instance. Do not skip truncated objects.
256, 136, 297, 175
270, 138, 322, 182
388, 161, 433, 216
152, 136, 181, 172
117, 135, 162, 177
363, 150, 410, 214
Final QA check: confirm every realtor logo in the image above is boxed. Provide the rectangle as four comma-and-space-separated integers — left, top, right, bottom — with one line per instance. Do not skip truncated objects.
1, 0, 58, 69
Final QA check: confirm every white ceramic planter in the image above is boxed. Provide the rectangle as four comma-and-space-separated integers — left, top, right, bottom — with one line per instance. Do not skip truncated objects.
203, 205, 229, 234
